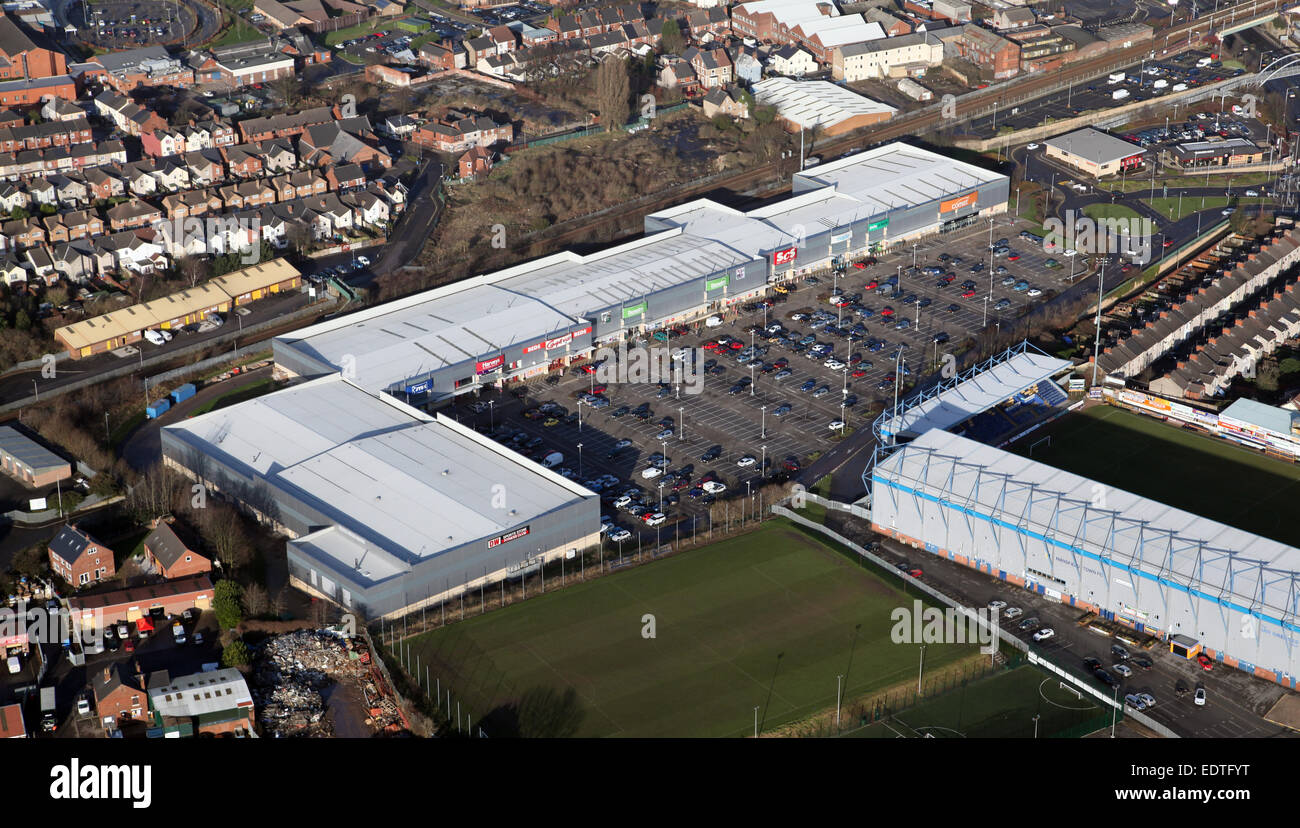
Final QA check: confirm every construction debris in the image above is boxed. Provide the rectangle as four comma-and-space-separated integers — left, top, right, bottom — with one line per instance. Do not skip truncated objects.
250, 628, 407, 737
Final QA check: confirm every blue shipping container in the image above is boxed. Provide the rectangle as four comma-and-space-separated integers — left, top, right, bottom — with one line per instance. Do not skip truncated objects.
145, 399, 171, 419
170, 383, 196, 404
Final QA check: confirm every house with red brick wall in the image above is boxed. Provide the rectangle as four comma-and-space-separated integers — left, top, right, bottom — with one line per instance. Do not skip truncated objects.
142, 520, 212, 580
92, 661, 170, 733
48, 524, 115, 588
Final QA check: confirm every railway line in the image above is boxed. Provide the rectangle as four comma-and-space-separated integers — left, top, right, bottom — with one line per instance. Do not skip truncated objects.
516, 0, 1287, 254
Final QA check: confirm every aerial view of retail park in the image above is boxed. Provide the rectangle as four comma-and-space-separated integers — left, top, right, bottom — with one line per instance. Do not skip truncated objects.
0, 0, 1298, 755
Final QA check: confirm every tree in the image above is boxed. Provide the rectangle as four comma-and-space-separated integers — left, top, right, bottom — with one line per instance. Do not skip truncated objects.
753, 105, 777, 125
201, 505, 252, 572
596, 57, 630, 132
660, 18, 683, 55
244, 582, 269, 618
221, 638, 251, 667
213, 579, 244, 630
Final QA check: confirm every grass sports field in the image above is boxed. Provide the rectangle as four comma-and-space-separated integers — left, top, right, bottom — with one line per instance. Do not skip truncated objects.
406, 521, 982, 737
1014, 404, 1300, 547
844, 664, 1107, 738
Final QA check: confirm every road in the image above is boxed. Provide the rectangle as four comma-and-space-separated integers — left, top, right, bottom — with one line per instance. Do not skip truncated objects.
825, 510, 1296, 738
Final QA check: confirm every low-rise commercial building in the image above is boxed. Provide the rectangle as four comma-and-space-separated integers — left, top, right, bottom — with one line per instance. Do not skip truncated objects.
1044, 128, 1145, 178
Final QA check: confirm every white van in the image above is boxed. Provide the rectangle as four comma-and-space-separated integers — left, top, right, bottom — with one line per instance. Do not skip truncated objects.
542, 451, 563, 468
1108, 72, 1125, 84
143, 329, 165, 345
705, 315, 724, 327
1112, 89, 1130, 100
6, 655, 19, 674
1153, 79, 1168, 89
1196, 57, 1213, 68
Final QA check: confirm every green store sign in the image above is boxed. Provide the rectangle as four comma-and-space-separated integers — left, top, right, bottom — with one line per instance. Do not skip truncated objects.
622, 302, 647, 319
705, 274, 730, 291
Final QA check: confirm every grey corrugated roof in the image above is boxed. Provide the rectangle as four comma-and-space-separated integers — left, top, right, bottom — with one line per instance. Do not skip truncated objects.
0, 425, 67, 473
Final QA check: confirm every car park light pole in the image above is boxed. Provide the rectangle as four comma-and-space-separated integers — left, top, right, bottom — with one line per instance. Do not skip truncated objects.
577, 442, 583, 478
761, 405, 767, 438
678, 407, 684, 441
750, 363, 756, 395
488, 400, 495, 431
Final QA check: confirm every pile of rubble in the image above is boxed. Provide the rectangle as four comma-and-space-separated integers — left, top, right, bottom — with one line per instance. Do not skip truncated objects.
252, 630, 356, 737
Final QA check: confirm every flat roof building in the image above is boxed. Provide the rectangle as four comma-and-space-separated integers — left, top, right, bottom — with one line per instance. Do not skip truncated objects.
275, 142, 1008, 403
160, 374, 600, 619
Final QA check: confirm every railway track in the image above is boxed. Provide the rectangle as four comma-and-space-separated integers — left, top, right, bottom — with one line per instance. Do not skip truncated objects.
517, 0, 1284, 252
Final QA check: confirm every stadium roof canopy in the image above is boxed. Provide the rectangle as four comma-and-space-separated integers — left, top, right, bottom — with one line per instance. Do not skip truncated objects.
163, 375, 592, 568
1220, 397, 1300, 438
872, 429, 1300, 633
874, 343, 1072, 442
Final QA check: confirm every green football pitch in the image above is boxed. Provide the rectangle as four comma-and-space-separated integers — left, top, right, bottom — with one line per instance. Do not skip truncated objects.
1013, 404, 1300, 548
404, 521, 983, 737
842, 664, 1108, 739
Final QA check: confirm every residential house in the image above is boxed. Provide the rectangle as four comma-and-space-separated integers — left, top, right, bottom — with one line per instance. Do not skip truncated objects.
703, 86, 750, 120
458, 146, 493, 179
683, 46, 733, 89
48, 524, 115, 587
768, 44, 817, 77
92, 662, 171, 733
142, 520, 212, 580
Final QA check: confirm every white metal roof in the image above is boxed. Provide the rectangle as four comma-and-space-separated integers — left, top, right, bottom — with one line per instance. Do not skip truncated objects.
881, 351, 1071, 438
795, 142, 1004, 213
164, 376, 593, 566
149, 668, 252, 718
873, 429, 1300, 626
752, 77, 897, 129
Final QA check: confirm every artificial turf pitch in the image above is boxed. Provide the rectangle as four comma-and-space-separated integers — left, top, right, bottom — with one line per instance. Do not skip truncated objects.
1011, 404, 1300, 548
843, 664, 1107, 738
405, 521, 980, 737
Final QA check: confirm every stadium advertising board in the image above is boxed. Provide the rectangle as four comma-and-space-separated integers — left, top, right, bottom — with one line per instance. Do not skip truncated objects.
476, 355, 505, 375
488, 525, 530, 548
940, 191, 978, 213
772, 247, 797, 266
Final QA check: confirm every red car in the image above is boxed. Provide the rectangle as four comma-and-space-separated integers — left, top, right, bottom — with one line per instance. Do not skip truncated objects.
865, 280, 879, 290
851, 369, 867, 378
1007, 254, 1021, 261
961, 289, 976, 298
852, 262, 867, 269
591, 384, 607, 395
702, 341, 719, 350
729, 341, 744, 350
880, 307, 894, 316
1197, 653, 1214, 671
1163, 239, 1174, 248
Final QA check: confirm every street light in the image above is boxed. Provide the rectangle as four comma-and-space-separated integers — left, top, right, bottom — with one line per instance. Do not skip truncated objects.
488, 400, 494, 431
836, 674, 844, 731
761, 404, 767, 438
577, 442, 583, 478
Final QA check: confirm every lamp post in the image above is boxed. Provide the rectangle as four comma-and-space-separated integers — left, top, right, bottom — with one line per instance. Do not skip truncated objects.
761, 404, 767, 438
917, 645, 926, 695
488, 400, 494, 431
836, 674, 844, 731
678, 406, 684, 441
577, 442, 583, 478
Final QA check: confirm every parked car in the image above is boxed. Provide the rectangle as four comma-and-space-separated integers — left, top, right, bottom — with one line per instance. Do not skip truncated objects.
1194, 686, 1207, 705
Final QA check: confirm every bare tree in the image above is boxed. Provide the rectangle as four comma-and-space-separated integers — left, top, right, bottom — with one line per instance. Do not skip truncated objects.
244, 582, 269, 618
596, 56, 630, 132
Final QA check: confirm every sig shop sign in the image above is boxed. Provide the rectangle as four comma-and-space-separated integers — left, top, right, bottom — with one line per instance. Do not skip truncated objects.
405, 379, 432, 395
867, 218, 889, 232
705, 274, 730, 291
772, 246, 797, 266
830, 228, 853, 244
940, 191, 978, 214
489, 525, 530, 548
475, 355, 505, 375
622, 302, 647, 319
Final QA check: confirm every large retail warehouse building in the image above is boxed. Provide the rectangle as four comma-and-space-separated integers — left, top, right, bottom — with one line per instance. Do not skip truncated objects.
871, 429, 1300, 688
274, 142, 1008, 403
160, 375, 599, 620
